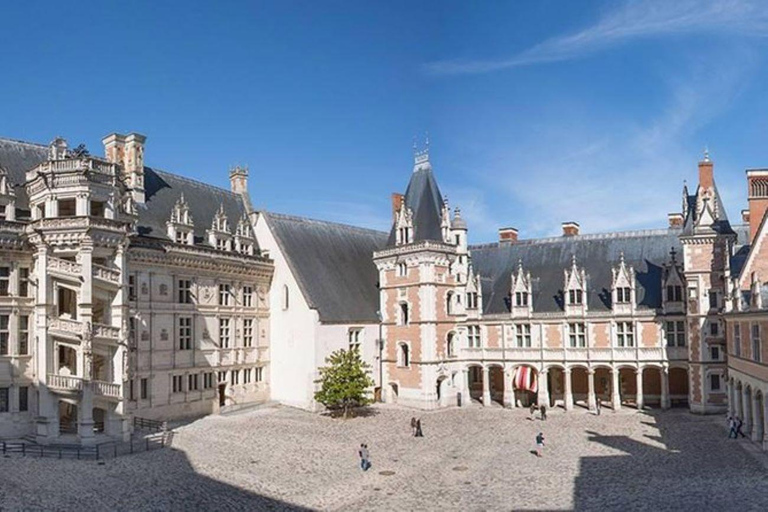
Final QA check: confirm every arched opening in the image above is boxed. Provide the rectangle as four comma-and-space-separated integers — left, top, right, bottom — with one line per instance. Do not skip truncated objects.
397, 343, 410, 367
618, 367, 636, 407
57, 344, 78, 376
594, 367, 612, 407
93, 407, 106, 433
388, 383, 399, 403
754, 391, 765, 443
736, 381, 744, 419
570, 366, 590, 409
57, 286, 78, 319
58, 401, 77, 434
512, 365, 538, 407
547, 367, 565, 408
446, 291, 454, 315
745, 385, 754, 435
642, 367, 662, 407
399, 302, 409, 325
468, 366, 483, 403
488, 366, 505, 406
669, 367, 689, 407
446, 332, 456, 358
436, 376, 450, 407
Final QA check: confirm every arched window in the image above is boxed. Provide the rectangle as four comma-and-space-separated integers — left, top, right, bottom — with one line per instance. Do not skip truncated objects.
446, 292, 454, 315
399, 302, 409, 325
398, 343, 410, 367
282, 284, 289, 310
447, 332, 456, 357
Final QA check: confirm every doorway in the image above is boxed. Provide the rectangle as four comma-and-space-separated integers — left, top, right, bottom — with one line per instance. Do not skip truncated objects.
218, 384, 227, 407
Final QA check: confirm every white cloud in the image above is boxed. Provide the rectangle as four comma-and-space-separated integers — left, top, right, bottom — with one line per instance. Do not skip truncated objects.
426, 0, 768, 75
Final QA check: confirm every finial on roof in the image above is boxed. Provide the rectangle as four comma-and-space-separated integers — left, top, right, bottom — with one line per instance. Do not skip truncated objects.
703, 146, 710, 162
619, 251, 625, 264
413, 134, 430, 170
571, 254, 577, 267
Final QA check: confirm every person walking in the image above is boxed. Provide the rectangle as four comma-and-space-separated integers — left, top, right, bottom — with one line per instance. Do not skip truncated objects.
540, 404, 547, 421
535, 432, 545, 458
415, 418, 424, 437
358, 443, 368, 471
410, 417, 417, 436
596, 398, 601, 416
735, 417, 747, 438
361, 444, 371, 471
529, 403, 537, 419
728, 416, 737, 439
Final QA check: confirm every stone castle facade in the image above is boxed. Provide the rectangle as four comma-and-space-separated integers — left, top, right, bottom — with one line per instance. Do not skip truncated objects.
1, 132, 768, 450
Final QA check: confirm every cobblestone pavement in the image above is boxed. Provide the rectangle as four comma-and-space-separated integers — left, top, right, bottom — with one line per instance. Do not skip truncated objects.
2, 404, 768, 511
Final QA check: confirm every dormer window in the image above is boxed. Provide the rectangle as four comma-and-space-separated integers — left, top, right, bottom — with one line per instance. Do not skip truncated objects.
168, 194, 194, 245
667, 285, 683, 302
394, 205, 414, 245
515, 291, 529, 307
616, 287, 631, 303
466, 292, 478, 309
568, 289, 583, 305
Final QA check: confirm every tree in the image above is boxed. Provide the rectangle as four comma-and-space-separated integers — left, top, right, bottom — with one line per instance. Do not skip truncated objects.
314, 348, 375, 418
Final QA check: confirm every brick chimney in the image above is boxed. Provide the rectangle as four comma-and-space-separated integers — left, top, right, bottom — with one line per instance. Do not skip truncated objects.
742, 209, 750, 223
498, 227, 518, 243
229, 165, 248, 195
391, 193, 404, 218
747, 169, 768, 243
668, 213, 684, 228
699, 151, 714, 191
562, 222, 580, 237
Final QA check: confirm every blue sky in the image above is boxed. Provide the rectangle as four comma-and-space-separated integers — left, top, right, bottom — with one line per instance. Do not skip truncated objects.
2, 1, 768, 242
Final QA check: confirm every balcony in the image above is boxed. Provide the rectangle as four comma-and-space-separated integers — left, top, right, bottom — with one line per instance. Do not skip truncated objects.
49, 318, 83, 339
48, 256, 82, 279
92, 264, 120, 285
93, 323, 120, 341
48, 374, 84, 392
93, 380, 122, 399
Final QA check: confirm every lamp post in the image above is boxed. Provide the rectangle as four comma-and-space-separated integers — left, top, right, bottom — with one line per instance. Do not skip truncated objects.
376, 310, 384, 402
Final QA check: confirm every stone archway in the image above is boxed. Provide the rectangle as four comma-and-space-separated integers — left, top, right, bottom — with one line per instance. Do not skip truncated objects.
388, 382, 399, 404
744, 385, 754, 435
58, 401, 78, 435
642, 367, 663, 407
618, 367, 637, 407
593, 367, 612, 407
512, 365, 539, 407
570, 366, 590, 409
545, 367, 565, 409
488, 366, 505, 406
468, 365, 484, 403
669, 367, 689, 407
753, 391, 765, 443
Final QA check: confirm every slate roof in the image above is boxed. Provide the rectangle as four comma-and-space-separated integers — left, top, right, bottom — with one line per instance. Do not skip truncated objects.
0, 137, 51, 212
386, 165, 445, 246
264, 212, 388, 323
682, 182, 735, 236
138, 167, 253, 246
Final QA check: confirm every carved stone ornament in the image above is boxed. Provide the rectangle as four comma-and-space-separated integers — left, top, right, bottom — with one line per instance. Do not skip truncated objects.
160, 328, 169, 341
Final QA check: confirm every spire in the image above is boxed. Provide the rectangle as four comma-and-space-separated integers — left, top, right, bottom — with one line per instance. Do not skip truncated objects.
413, 133, 430, 172
703, 146, 710, 163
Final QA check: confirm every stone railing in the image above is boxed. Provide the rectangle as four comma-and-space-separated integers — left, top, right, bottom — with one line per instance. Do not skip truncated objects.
460, 346, 677, 366
49, 318, 83, 336
93, 381, 121, 399
48, 374, 83, 391
28, 157, 117, 178
0, 220, 26, 234
32, 217, 127, 233
48, 256, 82, 276
93, 323, 120, 340
92, 264, 120, 284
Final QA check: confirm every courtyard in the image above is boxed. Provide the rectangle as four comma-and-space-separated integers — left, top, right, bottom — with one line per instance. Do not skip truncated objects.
1, 405, 768, 511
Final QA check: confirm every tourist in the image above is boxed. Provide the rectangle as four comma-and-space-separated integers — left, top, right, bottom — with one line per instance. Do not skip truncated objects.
735, 417, 746, 438
596, 398, 601, 416
529, 403, 537, 419
415, 418, 424, 437
362, 444, 371, 471
540, 404, 547, 421
411, 416, 417, 436
728, 416, 737, 439
535, 432, 545, 457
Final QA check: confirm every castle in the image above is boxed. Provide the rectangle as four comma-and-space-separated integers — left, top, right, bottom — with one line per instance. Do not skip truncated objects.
1, 133, 766, 450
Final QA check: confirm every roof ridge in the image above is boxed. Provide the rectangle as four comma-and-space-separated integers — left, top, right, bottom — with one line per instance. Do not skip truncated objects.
0, 136, 48, 149
264, 211, 388, 236
151, 168, 239, 198
470, 227, 682, 250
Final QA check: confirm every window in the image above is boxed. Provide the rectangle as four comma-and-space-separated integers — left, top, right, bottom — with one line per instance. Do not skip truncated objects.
216, 238, 228, 251
18, 386, 28, 412
129, 379, 135, 401
219, 318, 231, 348
203, 372, 214, 389
128, 275, 137, 301
734, 324, 742, 357
752, 324, 761, 363
282, 285, 289, 310
616, 287, 631, 304
0, 388, 8, 412
516, 324, 531, 347
172, 375, 184, 393
515, 291, 529, 307
18, 315, 29, 355
709, 291, 718, 309
243, 286, 253, 307
175, 231, 187, 244
218, 371, 227, 383
348, 328, 362, 352
58, 198, 76, 217
90, 201, 105, 217
568, 323, 586, 347
466, 292, 479, 309
219, 284, 231, 306
467, 325, 481, 348
188, 374, 199, 391
255, 367, 263, 382
446, 292, 454, 315
244, 368, 252, 384
710, 345, 721, 361
666, 285, 683, 302
178, 317, 192, 350
230, 369, 239, 385
710, 374, 721, 392
243, 319, 254, 347
616, 322, 634, 347
447, 332, 456, 357
19, 268, 29, 297
397, 262, 408, 277
140, 378, 148, 399
178, 279, 192, 304
398, 343, 410, 367
666, 321, 686, 347
0, 267, 8, 296
0, 315, 8, 355
399, 303, 409, 326
568, 289, 583, 305
710, 322, 719, 336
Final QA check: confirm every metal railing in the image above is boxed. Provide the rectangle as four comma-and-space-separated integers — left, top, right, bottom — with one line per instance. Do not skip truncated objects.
1, 432, 168, 461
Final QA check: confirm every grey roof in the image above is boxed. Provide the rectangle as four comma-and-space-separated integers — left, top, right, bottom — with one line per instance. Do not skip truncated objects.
265, 212, 388, 323
387, 166, 445, 246
0, 137, 50, 212
470, 229, 685, 314
138, 167, 253, 246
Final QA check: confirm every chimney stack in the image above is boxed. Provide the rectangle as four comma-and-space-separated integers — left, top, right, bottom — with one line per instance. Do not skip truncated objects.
667, 213, 684, 228
699, 150, 714, 191
391, 193, 404, 218
499, 227, 518, 243
103, 132, 147, 204
562, 222, 580, 237
229, 165, 248, 195
747, 169, 768, 243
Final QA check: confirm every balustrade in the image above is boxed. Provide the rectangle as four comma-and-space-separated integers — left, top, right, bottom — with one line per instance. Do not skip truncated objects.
48, 373, 83, 391
49, 318, 84, 336
48, 256, 82, 276
93, 381, 121, 399
92, 263, 120, 284
93, 323, 120, 340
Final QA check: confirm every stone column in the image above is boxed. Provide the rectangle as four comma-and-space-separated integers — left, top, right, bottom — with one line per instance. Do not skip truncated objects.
752, 396, 763, 443
461, 368, 470, 407
78, 385, 95, 445
482, 366, 491, 407
763, 396, 768, 451
635, 368, 644, 411
587, 368, 597, 411
661, 367, 670, 410
743, 387, 753, 435
538, 368, 549, 408
726, 380, 733, 417
611, 368, 621, 411
737, 385, 744, 419
564, 368, 574, 411
503, 368, 515, 408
